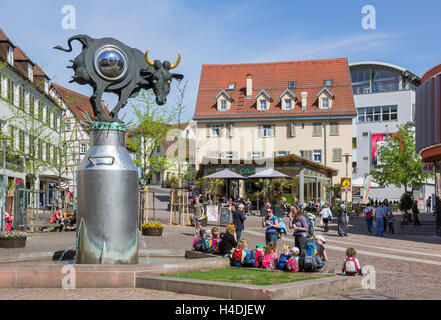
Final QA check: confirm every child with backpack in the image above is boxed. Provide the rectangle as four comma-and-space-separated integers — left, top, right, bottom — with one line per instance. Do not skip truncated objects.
285, 247, 300, 272
230, 239, 249, 267
299, 238, 324, 272
261, 242, 278, 269
210, 227, 222, 254
342, 248, 363, 276
387, 211, 395, 234
277, 244, 292, 271
193, 229, 206, 251
242, 243, 264, 268
315, 235, 328, 266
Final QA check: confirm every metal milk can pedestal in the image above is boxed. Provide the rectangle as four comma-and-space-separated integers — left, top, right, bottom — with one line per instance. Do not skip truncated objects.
76, 128, 138, 264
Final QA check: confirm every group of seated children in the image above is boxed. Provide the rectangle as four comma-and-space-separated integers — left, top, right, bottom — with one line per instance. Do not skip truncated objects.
192, 226, 362, 275
230, 240, 301, 272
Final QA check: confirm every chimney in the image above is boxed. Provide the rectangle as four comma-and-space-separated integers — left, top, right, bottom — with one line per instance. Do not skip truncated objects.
301, 92, 308, 110
246, 74, 253, 99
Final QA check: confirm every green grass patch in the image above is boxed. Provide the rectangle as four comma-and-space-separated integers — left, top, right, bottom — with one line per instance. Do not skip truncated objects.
161, 268, 333, 286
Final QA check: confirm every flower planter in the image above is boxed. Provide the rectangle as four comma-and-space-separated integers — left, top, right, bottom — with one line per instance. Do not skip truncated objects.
142, 228, 163, 236
0, 238, 27, 248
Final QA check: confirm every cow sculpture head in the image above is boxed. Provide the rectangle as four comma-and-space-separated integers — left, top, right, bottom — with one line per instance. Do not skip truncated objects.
142, 49, 184, 105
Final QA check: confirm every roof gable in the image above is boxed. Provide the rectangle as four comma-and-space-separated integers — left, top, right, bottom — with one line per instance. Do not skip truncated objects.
316, 87, 334, 98
215, 89, 232, 101
254, 89, 272, 101
279, 88, 297, 100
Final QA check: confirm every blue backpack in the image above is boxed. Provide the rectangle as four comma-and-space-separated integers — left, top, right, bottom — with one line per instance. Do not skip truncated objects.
278, 253, 291, 270
301, 240, 323, 271
243, 249, 257, 267
202, 238, 214, 253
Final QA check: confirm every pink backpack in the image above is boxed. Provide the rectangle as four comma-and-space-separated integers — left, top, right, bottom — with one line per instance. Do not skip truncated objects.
261, 252, 275, 269
285, 259, 299, 272
344, 257, 359, 275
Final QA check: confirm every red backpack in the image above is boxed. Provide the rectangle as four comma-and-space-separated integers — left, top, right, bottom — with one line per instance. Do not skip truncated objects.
232, 248, 243, 262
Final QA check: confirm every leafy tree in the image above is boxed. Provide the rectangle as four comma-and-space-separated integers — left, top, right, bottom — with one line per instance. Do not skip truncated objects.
370, 124, 433, 192
207, 178, 224, 205
254, 179, 272, 207
127, 90, 173, 185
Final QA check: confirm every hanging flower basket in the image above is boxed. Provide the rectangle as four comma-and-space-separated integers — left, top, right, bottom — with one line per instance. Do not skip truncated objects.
141, 222, 163, 236
0, 231, 27, 248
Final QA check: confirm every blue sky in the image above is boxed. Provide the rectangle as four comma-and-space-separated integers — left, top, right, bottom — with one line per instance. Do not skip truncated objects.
1, 0, 440, 123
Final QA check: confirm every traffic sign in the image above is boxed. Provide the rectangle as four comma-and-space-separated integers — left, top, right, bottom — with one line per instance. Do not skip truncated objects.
341, 177, 351, 192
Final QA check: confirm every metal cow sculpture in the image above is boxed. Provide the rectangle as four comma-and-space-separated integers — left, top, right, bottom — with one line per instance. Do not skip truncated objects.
54, 34, 183, 122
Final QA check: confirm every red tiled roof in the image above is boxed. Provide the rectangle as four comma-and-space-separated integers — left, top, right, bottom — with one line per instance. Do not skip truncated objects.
51, 83, 110, 122
33, 63, 49, 79
0, 28, 15, 46
13, 46, 34, 65
193, 57, 356, 120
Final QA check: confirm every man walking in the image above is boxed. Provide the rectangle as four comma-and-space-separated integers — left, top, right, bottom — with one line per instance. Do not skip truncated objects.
193, 198, 204, 236
375, 201, 387, 237
232, 203, 247, 241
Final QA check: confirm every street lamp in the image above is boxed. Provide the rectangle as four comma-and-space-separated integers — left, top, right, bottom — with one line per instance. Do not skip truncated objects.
343, 153, 352, 202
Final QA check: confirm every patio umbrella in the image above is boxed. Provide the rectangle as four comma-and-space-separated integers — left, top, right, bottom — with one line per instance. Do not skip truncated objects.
248, 168, 289, 214
247, 168, 289, 179
203, 169, 247, 199
352, 177, 380, 188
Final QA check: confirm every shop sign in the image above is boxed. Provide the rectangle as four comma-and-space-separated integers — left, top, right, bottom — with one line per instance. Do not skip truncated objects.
240, 168, 256, 176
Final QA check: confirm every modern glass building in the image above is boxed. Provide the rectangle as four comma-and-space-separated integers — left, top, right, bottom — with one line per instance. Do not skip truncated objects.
350, 61, 433, 201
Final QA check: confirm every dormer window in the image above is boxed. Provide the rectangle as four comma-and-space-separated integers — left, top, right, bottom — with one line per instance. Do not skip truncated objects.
216, 90, 232, 112
44, 79, 49, 94
28, 63, 33, 82
7, 46, 14, 65
279, 89, 297, 110
255, 89, 272, 111
316, 87, 334, 109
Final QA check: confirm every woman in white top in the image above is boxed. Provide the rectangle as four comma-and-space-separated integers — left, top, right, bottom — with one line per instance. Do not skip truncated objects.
319, 203, 333, 232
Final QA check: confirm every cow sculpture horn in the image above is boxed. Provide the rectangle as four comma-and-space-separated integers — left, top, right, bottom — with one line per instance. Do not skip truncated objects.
170, 50, 181, 69
144, 49, 155, 66
144, 49, 181, 69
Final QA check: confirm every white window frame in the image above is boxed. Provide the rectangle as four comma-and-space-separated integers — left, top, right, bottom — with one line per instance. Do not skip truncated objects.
259, 100, 268, 111
219, 99, 227, 111
28, 63, 33, 82
321, 97, 330, 109
7, 46, 14, 65
224, 151, 234, 159
250, 152, 263, 159
313, 150, 322, 163
283, 98, 292, 110
80, 143, 88, 155
210, 125, 220, 137
262, 124, 273, 137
